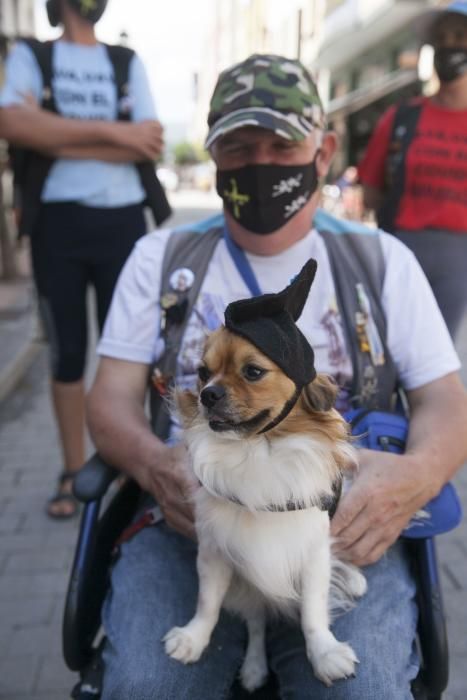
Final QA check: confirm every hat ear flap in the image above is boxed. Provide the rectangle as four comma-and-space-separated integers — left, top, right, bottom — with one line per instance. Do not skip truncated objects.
301, 374, 337, 413
284, 259, 317, 321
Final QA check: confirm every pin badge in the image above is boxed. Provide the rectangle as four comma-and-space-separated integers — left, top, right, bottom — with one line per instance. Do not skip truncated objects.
160, 292, 178, 310
151, 368, 170, 396
169, 268, 194, 293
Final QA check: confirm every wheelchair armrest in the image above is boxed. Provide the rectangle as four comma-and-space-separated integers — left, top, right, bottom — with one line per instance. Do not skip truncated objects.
73, 453, 119, 503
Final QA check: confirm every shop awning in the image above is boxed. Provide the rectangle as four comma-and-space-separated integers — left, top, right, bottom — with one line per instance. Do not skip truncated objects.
326, 68, 419, 120
316, 0, 427, 71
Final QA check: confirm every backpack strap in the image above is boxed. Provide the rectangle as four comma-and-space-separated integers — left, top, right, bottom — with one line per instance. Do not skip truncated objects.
12, 39, 56, 236
319, 229, 398, 410
103, 43, 172, 225
21, 38, 57, 112
376, 101, 423, 233
149, 226, 223, 438
102, 43, 134, 121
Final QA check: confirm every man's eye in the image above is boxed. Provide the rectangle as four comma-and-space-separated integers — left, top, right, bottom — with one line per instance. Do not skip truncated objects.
243, 364, 267, 381
198, 366, 211, 382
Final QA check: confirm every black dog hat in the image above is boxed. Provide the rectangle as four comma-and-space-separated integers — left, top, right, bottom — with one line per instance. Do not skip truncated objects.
224, 259, 317, 389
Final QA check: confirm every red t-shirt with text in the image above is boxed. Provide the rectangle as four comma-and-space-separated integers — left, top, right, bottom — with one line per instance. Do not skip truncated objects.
358, 97, 467, 233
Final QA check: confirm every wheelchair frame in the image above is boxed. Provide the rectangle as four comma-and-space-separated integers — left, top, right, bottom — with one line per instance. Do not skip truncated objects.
63, 453, 448, 700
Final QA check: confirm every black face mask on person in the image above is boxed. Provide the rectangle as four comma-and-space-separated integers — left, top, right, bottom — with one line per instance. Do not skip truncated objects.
434, 47, 467, 83
46, 0, 108, 27
216, 157, 320, 235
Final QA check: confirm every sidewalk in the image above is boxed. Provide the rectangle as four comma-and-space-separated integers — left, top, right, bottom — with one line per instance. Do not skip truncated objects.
0, 276, 41, 403
0, 286, 80, 697
0, 237, 467, 698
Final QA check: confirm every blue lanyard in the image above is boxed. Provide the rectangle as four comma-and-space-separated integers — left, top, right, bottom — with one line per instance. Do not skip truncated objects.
223, 224, 262, 297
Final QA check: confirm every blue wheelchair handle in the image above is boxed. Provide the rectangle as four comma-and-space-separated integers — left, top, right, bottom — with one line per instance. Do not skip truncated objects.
73, 453, 119, 503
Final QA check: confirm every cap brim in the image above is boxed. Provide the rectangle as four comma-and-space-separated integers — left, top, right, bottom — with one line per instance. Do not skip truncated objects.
204, 107, 316, 149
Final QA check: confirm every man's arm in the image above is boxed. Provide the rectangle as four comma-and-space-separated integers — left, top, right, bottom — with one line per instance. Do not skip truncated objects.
87, 357, 198, 538
331, 372, 467, 566
0, 105, 163, 161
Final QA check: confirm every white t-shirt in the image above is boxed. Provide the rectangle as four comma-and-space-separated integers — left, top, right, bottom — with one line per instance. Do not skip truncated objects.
98, 226, 460, 412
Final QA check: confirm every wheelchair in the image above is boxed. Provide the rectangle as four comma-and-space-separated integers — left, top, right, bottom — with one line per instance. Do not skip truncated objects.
63, 450, 454, 700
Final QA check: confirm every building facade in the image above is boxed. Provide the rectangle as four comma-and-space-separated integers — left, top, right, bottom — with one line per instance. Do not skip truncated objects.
190, 0, 449, 174
316, 0, 449, 174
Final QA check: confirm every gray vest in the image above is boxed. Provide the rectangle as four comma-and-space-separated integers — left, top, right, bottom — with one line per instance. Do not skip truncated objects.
150, 226, 398, 439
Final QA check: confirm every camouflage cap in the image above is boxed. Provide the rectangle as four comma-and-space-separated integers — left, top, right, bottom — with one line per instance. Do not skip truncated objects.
205, 54, 326, 149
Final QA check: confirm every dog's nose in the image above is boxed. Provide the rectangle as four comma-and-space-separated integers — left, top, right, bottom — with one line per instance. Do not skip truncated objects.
200, 384, 226, 408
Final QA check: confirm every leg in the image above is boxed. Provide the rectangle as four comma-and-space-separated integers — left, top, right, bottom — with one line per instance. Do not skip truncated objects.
268, 540, 418, 699
301, 540, 358, 686
164, 540, 233, 663
239, 605, 268, 692
31, 206, 89, 517
51, 379, 85, 472
89, 203, 146, 331
101, 521, 246, 700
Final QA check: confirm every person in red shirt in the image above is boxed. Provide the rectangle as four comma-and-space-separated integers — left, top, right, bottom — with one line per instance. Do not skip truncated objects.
358, 1, 467, 339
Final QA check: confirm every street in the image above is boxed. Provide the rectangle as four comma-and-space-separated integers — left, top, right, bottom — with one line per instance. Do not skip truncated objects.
0, 190, 467, 699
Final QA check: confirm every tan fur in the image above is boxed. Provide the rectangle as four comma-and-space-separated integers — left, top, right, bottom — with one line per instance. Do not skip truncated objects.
176, 328, 353, 475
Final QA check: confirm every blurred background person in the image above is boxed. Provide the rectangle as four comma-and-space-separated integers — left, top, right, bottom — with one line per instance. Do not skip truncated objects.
358, 1, 467, 341
0, 0, 165, 519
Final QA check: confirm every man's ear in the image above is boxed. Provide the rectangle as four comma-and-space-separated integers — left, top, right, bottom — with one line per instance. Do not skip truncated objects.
316, 131, 338, 179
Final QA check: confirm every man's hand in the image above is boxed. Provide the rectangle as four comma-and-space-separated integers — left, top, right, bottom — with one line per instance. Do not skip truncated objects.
111, 119, 164, 161
138, 442, 199, 539
331, 449, 439, 566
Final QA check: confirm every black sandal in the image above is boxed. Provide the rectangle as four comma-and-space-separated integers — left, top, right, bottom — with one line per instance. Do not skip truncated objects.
46, 471, 80, 520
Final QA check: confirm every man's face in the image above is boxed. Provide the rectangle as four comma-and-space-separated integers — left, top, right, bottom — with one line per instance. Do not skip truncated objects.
211, 127, 319, 172
432, 14, 467, 49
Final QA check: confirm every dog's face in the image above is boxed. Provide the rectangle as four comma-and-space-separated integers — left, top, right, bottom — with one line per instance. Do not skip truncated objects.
176, 327, 342, 440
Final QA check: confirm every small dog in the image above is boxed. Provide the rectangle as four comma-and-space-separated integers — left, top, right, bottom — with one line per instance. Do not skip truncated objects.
163, 327, 367, 689
163, 260, 367, 689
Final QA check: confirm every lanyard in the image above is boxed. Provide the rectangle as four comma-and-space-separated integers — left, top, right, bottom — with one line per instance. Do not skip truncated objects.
223, 224, 262, 297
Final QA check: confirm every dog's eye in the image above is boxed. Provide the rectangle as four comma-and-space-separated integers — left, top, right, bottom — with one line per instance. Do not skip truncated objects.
197, 365, 211, 383
243, 364, 267, 381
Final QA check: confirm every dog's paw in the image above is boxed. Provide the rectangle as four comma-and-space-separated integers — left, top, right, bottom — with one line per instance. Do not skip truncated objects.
240, 652, 269, 692
163, 625, 208, 664
308, 635, 359, 687
346, 569, 367, 599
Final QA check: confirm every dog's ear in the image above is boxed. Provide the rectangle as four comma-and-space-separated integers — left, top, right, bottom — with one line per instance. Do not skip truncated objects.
301, 374, 338, 413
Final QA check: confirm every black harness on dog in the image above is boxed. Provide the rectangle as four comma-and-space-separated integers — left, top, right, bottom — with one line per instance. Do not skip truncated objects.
202, 476, 343, 518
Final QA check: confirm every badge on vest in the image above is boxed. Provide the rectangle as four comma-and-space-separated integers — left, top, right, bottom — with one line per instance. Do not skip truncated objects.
355, 283, 385, 366
169, 268, 194, 293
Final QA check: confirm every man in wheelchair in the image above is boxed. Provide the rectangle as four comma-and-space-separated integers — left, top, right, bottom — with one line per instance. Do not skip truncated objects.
82, 54, 467, 699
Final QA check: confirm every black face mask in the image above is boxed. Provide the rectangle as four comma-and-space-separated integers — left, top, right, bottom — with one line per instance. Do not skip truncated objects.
434, 47, 467, 83
216, 158, 320, 235
46, 0, 108, 27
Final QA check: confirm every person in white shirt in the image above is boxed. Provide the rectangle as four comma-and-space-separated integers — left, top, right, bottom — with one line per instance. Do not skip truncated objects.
87, 54, 467, 699
0, 0, 164, 518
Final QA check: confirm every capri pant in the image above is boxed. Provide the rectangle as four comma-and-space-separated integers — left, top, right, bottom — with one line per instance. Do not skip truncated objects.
31, 201, 146, 382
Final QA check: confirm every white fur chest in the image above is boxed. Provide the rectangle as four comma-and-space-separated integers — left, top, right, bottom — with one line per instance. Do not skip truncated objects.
195, 488, 330, 602
187, 426, 335, 602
